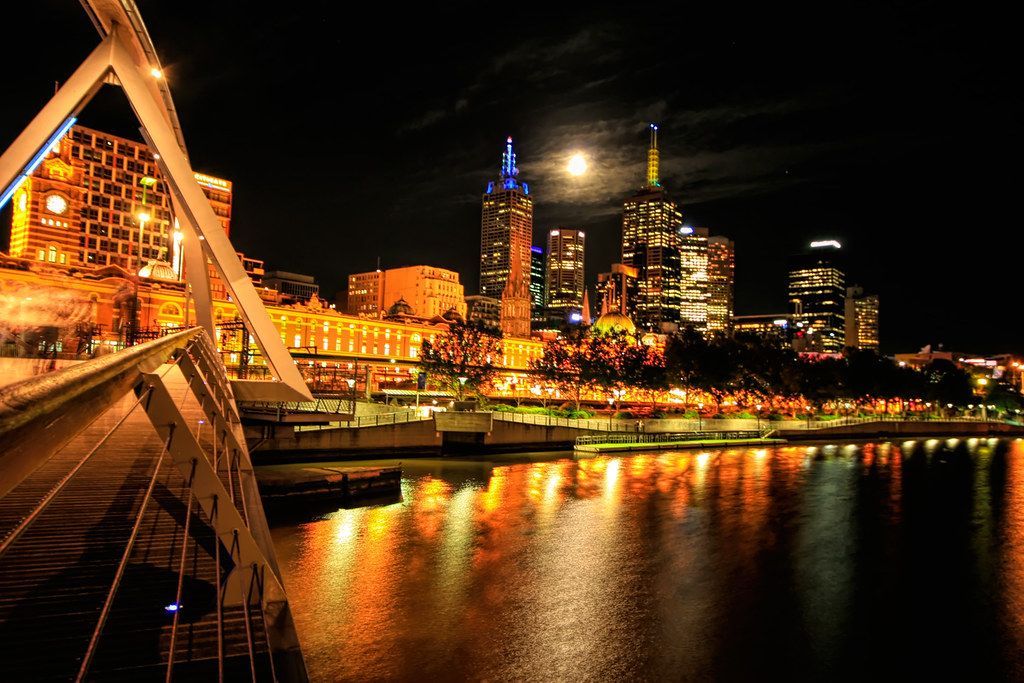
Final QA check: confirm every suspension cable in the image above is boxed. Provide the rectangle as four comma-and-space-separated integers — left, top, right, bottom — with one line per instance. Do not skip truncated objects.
76, 423, 176, 682
0, 385, 154, 558
165, 457, 197, 682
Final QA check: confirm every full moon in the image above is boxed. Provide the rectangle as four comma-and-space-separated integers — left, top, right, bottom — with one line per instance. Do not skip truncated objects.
567, 153, 588, 176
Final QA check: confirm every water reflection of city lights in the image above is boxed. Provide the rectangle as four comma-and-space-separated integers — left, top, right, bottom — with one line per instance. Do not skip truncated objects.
270, 438, 1024, 680
605, 458, 621, 487
545, 471, 561, 501
335, 509, 361, 544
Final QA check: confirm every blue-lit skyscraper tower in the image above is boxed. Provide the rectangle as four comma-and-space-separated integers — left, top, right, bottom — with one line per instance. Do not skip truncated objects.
480, 137, 533, 300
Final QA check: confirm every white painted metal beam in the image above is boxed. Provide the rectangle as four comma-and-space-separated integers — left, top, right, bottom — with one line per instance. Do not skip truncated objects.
109, 29, 311, 400
0, 36, 111, 201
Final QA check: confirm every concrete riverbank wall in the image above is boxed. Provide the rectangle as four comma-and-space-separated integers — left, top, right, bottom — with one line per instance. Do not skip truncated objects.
250, 418, 610, 460
249, 414, 1024, 461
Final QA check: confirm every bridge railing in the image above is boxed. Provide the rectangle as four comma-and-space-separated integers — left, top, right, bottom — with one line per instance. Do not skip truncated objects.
575, 430, 769, 447
0, 327, 307, 680
242, 395, 356, 418
783, 414, 1004, 430
491, 410, 630, 431
293, 408, 432, 431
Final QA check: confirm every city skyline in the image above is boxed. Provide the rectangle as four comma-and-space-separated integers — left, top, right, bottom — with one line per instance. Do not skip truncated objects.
2, 7, 1024, 681
0, 3, 1017, 354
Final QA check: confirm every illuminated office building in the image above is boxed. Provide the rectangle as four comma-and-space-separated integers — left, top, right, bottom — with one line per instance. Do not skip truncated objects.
622, 124, 683, 331
8, 124, 231, 272
733, 313, 792, 347
788, 240, 846, 352
678, 226, 709, 332
347, 265, 466, 320
530, 245, 545, 325
845, 286, 879, 350
465, 295, 501, 332
480, 137, 533, 300
264, 270, 319, 302
530, 245, 545, 307
545, 228, 585, 313
706, 235, 734, 335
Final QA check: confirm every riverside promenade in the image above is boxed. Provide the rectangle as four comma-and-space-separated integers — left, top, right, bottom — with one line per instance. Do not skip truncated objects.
243, 406, 1024, 459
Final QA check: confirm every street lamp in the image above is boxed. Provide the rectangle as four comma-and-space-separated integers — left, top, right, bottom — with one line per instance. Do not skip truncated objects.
136, 211, 150, 271
457, 375, 468, 401
697, 402, 704, 431
976, 377, 990, 421
346, 377, 356, 414
607, 396, 614, 430
755, 403, 762, 432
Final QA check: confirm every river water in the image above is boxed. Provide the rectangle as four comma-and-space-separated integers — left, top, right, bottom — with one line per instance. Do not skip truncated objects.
268, 439, 1024, 681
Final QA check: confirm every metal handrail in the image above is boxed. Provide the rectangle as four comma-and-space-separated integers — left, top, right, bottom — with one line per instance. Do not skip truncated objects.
294, 409, 431, 431
0, 327, 198, 438
575, 429, 768, 446
789, 414, 1004, 430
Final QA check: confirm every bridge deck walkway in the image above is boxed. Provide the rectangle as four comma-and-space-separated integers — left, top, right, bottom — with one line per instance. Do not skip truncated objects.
0, 363, 271, 680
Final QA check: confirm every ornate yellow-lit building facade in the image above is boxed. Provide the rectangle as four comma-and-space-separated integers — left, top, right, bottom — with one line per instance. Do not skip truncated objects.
0, 255, 543, 395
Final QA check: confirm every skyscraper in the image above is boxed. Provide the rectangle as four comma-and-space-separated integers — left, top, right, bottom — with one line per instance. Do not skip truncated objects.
788, 241, 846, 352
678, 226, 710, 332
845, 286, 879, 350
706, 235, 735, 335
622, 124, 683, 331
544, 228, 586, 314
530, 245, 545, 325
480, 137, 533, 300
8, 124, 231, 272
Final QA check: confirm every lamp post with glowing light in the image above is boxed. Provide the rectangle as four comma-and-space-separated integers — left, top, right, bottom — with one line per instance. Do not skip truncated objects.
976, 377, 990, 421
136, 175, 157, 270
346, 378, 356, 415
457, 376, 469, 401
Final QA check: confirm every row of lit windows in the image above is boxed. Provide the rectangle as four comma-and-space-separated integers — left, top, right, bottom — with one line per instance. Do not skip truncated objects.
36, 245, 66, 264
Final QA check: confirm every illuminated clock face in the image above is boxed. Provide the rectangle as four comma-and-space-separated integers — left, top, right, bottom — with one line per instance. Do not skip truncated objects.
45, 194, 68, 214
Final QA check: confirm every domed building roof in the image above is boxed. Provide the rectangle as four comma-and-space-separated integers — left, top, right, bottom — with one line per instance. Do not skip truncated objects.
441, 306, 464, 324
592, 311, 637, 336
385, 297, 415, 319
138, 259, 178, 282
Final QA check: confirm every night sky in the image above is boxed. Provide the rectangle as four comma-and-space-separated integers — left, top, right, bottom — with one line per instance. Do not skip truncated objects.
2, 2, 1018, 353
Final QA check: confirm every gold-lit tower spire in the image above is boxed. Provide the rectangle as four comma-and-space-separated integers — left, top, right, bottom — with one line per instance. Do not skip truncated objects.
646, 123, 660, 187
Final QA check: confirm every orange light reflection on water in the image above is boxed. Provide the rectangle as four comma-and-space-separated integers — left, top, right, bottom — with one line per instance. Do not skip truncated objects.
271, 440, 1024, 680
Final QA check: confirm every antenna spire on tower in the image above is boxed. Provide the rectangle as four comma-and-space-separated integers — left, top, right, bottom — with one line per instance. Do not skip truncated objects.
501, 136, 518, 179
646, 123, 660, 188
